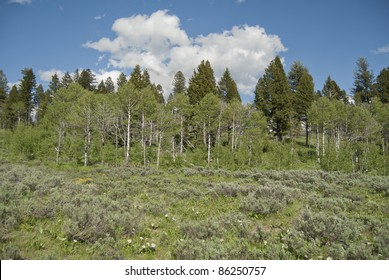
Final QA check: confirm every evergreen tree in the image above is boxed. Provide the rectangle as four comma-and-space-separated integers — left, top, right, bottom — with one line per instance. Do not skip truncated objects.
151, 84, 165, 104
376, 67, 389, 103
321, 76, 348, 103
19, 68, 36, 123
352, 57, 375, 104
218, 68, 241, 103
97, 80, 107, 94
73, 69, 80, 83
0, 70, 8, 113
288, 62, 315, 146
254, 56, 291, 141
3, 85, 21, 128
172, 71, 186, 96
117, 72, 127, 88
60, 72, 73, 89
49, 73, 61, 94
78, 69, 96, 91
105, 77, 115, 93
35, 84, 45, 123
129, 65, 143, 90
141, 69, 151, 89
187, 60, 217, 105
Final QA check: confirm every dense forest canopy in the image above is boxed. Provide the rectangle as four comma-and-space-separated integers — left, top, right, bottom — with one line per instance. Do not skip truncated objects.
0, 57, 388, 175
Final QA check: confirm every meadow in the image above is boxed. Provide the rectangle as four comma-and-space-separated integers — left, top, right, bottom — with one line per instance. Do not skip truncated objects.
1, 161, 388, 260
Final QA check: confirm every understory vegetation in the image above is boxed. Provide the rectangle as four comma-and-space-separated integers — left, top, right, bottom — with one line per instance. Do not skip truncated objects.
1, 162, 388, 260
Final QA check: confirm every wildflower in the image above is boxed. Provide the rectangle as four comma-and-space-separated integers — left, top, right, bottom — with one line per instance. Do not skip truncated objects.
165, 214, 169, 218
150, 243, 156, 251
73, 239, 77, 243
326, 257, 333, 260
263, 240, 268, 245
172, 217, 177, 222
140, 237, 144, 241
127, 239, 132, 245
196, 210, 200, 215
142, 245, 146, 250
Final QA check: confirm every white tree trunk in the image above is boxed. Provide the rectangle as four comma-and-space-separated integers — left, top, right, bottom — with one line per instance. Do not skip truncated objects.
180, 115, 184, 153
316, 126, 320, 163
125, 104, 131, 165
157, 131, 163, 168
207, 129, 211, 166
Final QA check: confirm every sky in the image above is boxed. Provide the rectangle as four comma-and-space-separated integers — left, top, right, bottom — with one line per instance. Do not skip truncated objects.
0, 0, 388, 103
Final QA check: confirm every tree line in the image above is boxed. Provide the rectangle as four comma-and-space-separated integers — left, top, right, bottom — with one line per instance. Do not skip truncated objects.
0, 58, 388, 174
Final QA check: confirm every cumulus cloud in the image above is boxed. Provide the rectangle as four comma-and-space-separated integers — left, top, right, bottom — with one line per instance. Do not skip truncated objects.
83, 10, 287, 97
374, 44, 389, 54
9, 0, 31, 4
38, 69, 65, 82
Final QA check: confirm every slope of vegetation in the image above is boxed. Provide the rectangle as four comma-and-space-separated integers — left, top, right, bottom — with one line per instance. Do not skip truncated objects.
1, 161, 388, 260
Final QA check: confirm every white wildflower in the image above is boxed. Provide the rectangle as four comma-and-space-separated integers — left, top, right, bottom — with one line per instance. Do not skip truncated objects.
127, 239, 132, 245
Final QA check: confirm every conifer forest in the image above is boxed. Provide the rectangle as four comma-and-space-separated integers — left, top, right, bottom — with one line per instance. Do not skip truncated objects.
0, 57, 388, 260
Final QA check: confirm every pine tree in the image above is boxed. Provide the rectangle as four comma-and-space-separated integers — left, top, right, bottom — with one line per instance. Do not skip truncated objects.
105, 77, 115, 93
352, 57, 375, 104
60, 72, 73, 89
321, 76, 348, 103
172, 71, 186, 96
97, 80, 107, 94
218, 68, 241, 103
3, 85, 22, 128
49, 73, 61, 94
0, 70, 8, 113
288, 62, 315, 146
376, 67, 389, 103
187, 60, 217, 105
78, 69, 96, 91
19, 68, 36, 124
254, 56, 291, 141
117, 72, 127, 88
129, 65, 143, 90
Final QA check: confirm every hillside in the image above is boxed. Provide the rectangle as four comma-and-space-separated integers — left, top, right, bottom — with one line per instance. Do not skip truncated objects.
1, 162, 388, 260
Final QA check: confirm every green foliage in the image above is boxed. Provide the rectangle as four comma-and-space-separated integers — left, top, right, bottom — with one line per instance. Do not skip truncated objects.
187, 60, 217, 105
0, 163, 388, 260
255, 56, 292, 141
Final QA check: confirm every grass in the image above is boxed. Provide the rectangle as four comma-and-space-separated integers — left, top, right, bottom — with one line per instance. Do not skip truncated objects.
0, 161, 388, 260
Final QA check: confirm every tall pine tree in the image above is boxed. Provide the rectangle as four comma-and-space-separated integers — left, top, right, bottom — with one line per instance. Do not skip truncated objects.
376, 67, 389, 103
321, 76, 348, 103
187, 60, 217, 105
172, 71, 186, 96
19, 68, 36, 124
288, 62, 315, 146
218, 68, 241, 103
352, 57, 375, 104
255, 56, 291, 141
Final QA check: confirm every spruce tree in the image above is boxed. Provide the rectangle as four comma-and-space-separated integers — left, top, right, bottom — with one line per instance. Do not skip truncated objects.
352, 57, 375, 104
321, 76, 348, 103
60, 72, 73, 89
105, 77, 115, 93
376, 67, 389, 103
3, 85, 21, 128
117, 72, 127, 88
172, 71, 186, 95
49, 73, 61, 94
0, 70, 8, 112
19, 68, 36, 124
187, 60, 217, 105
97, 80, 107, 94
129, 65, 143, 90
288, 62, 315, 146
254, 56, 291, 141
78, 69, 96, 91
218, 68, 241, 103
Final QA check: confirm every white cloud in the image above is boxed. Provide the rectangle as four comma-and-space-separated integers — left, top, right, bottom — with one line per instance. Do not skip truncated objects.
236, 0, 246, 4
374, 44, 389, 54
94, 14, 106, 20
38, 69, 65, 82
9, 0, 31, 4
83, 10, 287, 98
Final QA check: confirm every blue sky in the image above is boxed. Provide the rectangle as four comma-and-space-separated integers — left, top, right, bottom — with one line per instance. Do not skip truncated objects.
1, 0, 388, 102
